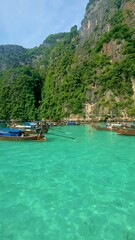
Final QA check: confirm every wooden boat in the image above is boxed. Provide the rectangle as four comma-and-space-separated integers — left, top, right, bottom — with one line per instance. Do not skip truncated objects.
6, 121, 49, 134
91, 123, 115, 131
0, 134, 46, 141
0, 128, 46, 141
17, 124, 49, 135
114, 128, 135, 136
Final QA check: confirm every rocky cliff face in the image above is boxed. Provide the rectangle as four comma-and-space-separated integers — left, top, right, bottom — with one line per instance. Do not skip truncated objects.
79, 0, 115, 46
79, 0, 135, 48
0, 0, 134, 121
78, 0, 135, 120
102, 40, 125, 62
123, 0, 135, 27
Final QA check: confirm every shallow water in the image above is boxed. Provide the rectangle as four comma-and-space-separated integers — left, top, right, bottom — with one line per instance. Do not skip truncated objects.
0, 125, 135, 240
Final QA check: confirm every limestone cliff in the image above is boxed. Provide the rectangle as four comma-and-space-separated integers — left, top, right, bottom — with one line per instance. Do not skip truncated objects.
77, 0, 135, 120
80, 0, 135, 48
0, 0, 135, 120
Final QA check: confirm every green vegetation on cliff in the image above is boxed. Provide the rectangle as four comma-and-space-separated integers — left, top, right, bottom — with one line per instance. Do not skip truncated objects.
0, 67, 43, 120
0, 1, 135, 120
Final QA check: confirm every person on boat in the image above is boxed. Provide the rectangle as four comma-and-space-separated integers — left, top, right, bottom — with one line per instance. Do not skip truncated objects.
36, 122, 41, 134
13, 121, 17, 127
36, 121, 40, 127
37, 130, 45, 140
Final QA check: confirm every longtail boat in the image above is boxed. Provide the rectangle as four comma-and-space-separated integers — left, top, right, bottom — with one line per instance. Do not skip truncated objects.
91, 123, 115, 131
0, 128, 46, 141
6, 121, 49, 134
114, 128, 135, 136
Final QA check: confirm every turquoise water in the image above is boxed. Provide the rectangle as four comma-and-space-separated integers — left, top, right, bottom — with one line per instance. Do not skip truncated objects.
0, 125, 135, 240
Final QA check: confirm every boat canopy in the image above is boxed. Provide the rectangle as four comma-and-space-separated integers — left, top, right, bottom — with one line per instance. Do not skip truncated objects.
24, 122, 37, 126
0, 128, 22, 133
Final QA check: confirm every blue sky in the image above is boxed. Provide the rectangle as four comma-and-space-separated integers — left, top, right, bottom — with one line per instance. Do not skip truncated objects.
0, 0, 88, 49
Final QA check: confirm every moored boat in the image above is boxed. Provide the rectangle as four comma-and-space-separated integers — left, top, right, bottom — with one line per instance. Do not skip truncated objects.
6, 121, 49, 134
90, 121, 126, 131
114, 128, 135, 136
0, 128, 46, 141
91, 123, 115, 131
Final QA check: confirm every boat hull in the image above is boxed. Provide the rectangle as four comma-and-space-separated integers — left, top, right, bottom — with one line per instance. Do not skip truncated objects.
115, 128, 135, 136
91, 124, 114, 131
0, 134, 46, 141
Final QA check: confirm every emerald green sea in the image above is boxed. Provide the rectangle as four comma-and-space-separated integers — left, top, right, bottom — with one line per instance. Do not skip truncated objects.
0, 125, 135, 240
